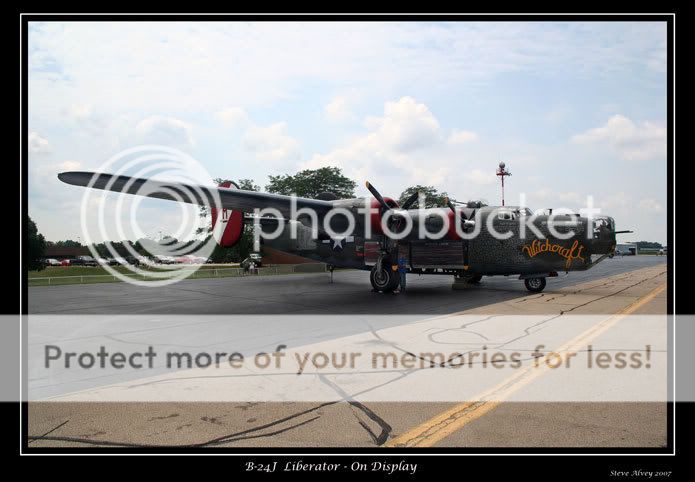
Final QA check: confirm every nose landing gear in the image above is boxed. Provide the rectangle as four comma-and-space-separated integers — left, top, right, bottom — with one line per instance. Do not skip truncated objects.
524, 277, 547, 293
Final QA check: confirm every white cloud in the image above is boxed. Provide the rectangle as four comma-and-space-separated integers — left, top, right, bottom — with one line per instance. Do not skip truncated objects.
363, 96, 442, 152
638, 198, 663, 214
527, 189, 586, 213
27, 22, 667, 118
571, 114, 666, 161
67, 104, 93, 121
448, 129, 478, 144
304, 97, 480, 191
135, 115, 194, 147
324, 95, 355, 122
600, 191, 630, 210
62, 104, 114, 140
60, 160, 81, 171
28, 131, 50, 154
464, 169, 496, 186
242, 122, 301, 162
216, 107, 249, 127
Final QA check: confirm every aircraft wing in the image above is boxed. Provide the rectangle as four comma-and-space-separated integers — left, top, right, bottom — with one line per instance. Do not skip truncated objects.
57, 171, 334, 217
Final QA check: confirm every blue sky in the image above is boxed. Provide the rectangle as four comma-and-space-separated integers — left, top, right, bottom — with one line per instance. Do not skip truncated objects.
28, 21, 668, 244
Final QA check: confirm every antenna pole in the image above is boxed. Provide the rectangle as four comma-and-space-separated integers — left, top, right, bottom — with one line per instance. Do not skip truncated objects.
496, 161, 511, 206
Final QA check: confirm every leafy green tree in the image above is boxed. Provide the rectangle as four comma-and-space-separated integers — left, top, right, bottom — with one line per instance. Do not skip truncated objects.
27, 216, 47, 271
206, 226, 256, 263
634, 241, 663, 249
49, 239, 82, 248
237, 179, 260, 192
398, 185, 449, 209
89, 240, 143, 258
266, 167, 356, 198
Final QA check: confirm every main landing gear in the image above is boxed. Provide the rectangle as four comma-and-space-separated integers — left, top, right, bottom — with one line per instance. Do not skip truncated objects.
370, 263, 400, 293
524, 277, 547, 293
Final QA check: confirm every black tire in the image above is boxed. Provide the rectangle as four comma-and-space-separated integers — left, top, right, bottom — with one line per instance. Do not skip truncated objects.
524, 277, 546, 293
370, 264, 400, 293
467, 274, 483, 284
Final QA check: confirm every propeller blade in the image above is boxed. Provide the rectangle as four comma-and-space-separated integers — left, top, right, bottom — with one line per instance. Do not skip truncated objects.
400, 190, 421, 210
365, 181, 390, 211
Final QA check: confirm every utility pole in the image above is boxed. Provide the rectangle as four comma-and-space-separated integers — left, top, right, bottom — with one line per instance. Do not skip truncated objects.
496, 161, 511, 206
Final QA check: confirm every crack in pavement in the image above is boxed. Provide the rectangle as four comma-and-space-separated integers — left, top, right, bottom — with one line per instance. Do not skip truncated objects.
28, 419, 69, 444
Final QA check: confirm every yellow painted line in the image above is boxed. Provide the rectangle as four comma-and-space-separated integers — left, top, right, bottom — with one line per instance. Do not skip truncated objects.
385, 281, 667, 448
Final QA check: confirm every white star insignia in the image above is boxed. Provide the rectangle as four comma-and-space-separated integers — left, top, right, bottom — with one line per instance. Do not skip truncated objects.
331, 238, 344, 250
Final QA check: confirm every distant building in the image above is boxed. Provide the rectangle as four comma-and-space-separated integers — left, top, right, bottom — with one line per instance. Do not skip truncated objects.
44, 246, 89, 259
616, 243, 637, 256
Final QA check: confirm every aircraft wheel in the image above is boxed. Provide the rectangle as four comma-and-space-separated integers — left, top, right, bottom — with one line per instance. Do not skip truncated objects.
370, 264, 399, 293
524, 277, 546, 293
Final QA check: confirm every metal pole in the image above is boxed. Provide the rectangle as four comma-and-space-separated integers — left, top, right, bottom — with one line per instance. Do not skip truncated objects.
496, 161, 511, 207
503, 175, 507, 206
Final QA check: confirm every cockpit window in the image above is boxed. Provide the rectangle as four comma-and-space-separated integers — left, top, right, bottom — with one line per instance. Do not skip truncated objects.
593, 217, 612, 238
593, 217, 609, 229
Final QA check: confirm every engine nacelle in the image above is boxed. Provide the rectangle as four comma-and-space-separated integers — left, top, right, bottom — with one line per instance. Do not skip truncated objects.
369, 197, 399, 235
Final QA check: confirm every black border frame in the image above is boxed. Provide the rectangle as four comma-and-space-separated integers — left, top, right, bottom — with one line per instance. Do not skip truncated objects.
16, 12, 679, 468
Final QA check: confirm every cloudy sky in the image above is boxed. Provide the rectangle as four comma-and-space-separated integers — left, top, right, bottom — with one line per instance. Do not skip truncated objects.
28, 21, 668, 244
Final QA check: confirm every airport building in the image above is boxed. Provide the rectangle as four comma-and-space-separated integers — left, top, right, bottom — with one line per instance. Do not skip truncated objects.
616, 243, 637, 255
44, 246, 90, 260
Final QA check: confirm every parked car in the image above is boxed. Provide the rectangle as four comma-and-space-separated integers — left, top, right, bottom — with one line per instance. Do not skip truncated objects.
71, 255, 98, 267
59, 259, 70, 266
658, 247, 667, 256
177, 255, 208, 264
153, 254, 177, 264
43, 258, 61, 267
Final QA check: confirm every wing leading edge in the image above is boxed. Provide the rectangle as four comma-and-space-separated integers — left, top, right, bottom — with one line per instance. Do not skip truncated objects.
57, 171, 334, 218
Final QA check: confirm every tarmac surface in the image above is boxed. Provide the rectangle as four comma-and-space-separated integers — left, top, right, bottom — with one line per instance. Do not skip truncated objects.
29, 255, 665, 315
27, 256, 669, 449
